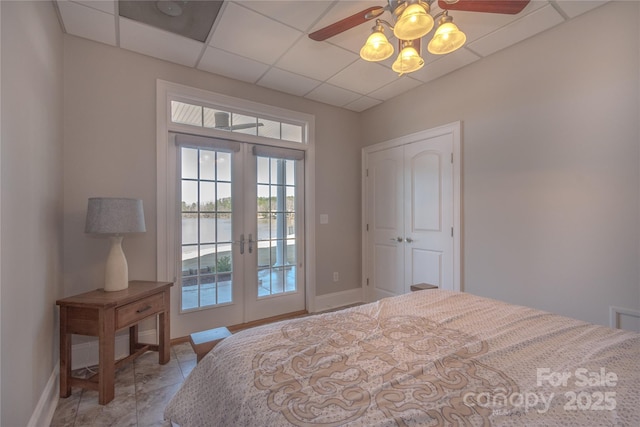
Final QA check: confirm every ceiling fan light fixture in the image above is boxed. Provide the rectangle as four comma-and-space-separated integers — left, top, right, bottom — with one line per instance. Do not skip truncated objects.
428, 14, 466, 55
360, 24, 394, 62
393, 1, 434, 41
392, 41, 424, 76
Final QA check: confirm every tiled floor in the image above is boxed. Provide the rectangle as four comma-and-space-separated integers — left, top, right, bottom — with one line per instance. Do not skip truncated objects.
50, 342, 197, 426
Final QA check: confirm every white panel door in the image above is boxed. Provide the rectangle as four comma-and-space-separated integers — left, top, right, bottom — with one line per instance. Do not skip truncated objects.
365, 127, 456, 301
403, 134, 454, 292
367, 146, 404, 300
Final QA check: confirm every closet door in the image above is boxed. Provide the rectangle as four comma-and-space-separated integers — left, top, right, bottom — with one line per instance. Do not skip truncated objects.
367, 146, 404, 300
364, 131, 455, 301
403, 135, 454, 292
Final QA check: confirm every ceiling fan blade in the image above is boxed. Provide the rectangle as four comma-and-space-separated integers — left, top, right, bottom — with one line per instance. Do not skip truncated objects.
438, 0, 530, 15
309, 6, 385, 41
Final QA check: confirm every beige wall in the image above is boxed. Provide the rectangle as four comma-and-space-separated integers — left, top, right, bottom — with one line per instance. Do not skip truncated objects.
0, 1, 64, 425
62, 36, 362, 320
362, 1, 640, 326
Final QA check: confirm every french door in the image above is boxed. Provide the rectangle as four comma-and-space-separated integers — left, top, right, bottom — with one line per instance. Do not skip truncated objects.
177, 133, 305, 325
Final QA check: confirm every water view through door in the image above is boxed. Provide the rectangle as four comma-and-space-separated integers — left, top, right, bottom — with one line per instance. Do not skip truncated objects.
179, 142, 305, 323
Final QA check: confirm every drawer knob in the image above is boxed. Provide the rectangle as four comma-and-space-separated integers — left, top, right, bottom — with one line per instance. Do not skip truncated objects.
136, 305, 152, 314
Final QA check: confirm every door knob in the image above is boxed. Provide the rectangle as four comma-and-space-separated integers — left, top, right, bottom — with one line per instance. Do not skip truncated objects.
405, 237, 413, 243
390, 237, 403, 242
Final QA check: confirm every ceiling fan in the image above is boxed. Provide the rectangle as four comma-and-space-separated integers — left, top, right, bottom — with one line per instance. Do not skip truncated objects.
309, 0, 530, 75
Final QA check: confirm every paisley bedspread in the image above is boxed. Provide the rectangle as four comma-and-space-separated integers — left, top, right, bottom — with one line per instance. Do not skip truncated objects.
165, 290, 640, 426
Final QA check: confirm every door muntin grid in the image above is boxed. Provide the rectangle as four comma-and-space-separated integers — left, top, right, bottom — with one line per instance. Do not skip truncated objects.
256, 157, 297, 298
180, 146, 234, 310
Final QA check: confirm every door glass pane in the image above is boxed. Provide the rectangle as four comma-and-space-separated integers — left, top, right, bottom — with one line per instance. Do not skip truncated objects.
199, 214, 215, 244
199, 150, 216, 180
181, 147, 198, 179
282, 123, 303, 142
180, 146, 234, 311
258, 119, 280, 139
256, 156, 297, 298
182, 181, 198, 211
232, 113, 258, 136
217, 152, 231, 181
199, 182, 215, 211
217, 182, 231, 211
172, 101, 202, 127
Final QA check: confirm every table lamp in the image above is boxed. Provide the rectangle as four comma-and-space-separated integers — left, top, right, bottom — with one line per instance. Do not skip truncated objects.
85, 197, 146, 292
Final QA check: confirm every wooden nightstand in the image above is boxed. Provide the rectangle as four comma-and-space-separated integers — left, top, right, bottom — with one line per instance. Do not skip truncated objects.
410, 283, 439, 292
56, 280, 172, 404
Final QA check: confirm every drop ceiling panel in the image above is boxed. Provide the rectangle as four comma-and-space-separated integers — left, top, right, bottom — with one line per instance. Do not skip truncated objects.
240, 1, 334, 32
257, 68, 321, 97
209, 2, 302, 65
554, 0, 609, 18
467, 4, 564, 57
305, 83, 362, 107
328, 60, 398, 95
58, 0, 116, 46
198, 46, 270, 84
119, 17, 204, 67
344, 96, 383, 112
368, 76, 424, 101
277, 36, 358, 81
72, 0, 115, 15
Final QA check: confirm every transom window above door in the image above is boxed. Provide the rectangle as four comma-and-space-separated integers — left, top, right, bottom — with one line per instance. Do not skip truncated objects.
171, 100, 305, 143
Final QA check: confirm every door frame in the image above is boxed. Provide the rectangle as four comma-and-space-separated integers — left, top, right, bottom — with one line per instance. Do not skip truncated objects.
361, 121, 462, 300
156, 80, 316, 338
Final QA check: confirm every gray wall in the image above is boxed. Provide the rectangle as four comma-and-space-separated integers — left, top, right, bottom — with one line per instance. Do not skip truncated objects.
361, 1, 640, 327
0, 1, 64, 426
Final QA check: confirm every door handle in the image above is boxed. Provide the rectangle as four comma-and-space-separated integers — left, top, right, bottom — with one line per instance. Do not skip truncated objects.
248, 234, 253, 254
405, 237, 414, 243
389, 237, 403, 242
237, 234, 245, 255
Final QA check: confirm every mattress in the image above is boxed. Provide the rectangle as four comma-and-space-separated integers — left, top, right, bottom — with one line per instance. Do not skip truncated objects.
165, 290, 640, 426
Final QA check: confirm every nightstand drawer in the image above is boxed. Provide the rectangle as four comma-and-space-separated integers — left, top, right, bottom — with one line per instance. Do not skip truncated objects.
116, 293, 164, 329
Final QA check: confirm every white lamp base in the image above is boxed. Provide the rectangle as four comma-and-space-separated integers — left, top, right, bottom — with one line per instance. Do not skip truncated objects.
104, 235, 129, 292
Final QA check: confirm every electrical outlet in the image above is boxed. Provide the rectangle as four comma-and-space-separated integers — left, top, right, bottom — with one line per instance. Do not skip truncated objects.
333, 272, 339, 282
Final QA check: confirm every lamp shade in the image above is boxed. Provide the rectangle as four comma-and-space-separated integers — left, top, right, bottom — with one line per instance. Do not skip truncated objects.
392, 44, 424, 75
393, 2, 434, 41
428, 20, 466, 55
360, 29, 394, 62
85, 198, 146, 234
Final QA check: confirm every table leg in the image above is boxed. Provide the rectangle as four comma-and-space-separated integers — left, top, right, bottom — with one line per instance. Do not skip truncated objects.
98, 308, 115, 405
158, 311, 170, 364
59, 307, 71, 398
159, 289, 170, 364
129, 324, 138, 355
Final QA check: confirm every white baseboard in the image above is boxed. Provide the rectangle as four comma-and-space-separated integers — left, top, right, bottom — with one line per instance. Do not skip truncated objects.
313, 287, 364, 313
28, 363, 59, 427
71, 329, 158, 370
609, 306, 640, 331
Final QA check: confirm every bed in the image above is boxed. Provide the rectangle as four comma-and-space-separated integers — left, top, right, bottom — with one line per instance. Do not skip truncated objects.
165, 290, 640, 426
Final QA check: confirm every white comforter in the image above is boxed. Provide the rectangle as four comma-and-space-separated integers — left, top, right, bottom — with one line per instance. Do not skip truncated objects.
165, 290, 640, 426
